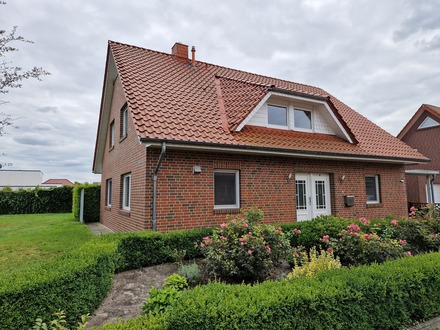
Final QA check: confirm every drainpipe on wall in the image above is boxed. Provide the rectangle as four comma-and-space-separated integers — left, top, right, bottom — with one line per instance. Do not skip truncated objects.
152, 142, 167, 231
430, 174, 436, 203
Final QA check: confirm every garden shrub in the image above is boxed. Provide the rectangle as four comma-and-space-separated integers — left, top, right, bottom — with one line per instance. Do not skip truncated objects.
286, 246, 341, 279
177, 263, 201, 285
142, 274, 188, 316
115, 228, 212, 271
72, 184, 100, 222
166, 252, 440, 329
201, 208, 290, 281
0, 186, 73, 214
90, 315, 166, 330
0, 238, 117, 329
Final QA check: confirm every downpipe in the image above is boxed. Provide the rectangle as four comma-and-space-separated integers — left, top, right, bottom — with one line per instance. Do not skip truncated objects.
152, 142, 166, 231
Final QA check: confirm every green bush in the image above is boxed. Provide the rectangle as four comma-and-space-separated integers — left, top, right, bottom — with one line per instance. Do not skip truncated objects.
0, 186, 73, 214
166, 252, 440, 329
287, 246, 341, 279
201, 208, 290, 281
0, 238, 117, 329
90, 315, 166, 330
177, 263, 201, 285
142, 274, 188, 316
115, 228, 212, 272
280, 215, 352, 249
72, 184, 100, 222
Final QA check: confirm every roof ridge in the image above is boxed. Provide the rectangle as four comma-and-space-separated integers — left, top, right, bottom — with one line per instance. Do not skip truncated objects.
108, 40, 327, 96
215, 74, 274, 89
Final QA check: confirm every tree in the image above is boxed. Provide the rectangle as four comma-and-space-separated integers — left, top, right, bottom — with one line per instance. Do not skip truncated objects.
1, 2, 50, 135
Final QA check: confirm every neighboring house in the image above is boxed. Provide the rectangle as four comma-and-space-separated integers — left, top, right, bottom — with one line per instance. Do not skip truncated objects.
41, 179, 75, 188
0, 170, 43, 190
397, 104, 440, 206
93, 41, 427, 232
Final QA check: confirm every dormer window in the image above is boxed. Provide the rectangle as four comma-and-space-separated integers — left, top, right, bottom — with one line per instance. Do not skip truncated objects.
294, 109, 312, 130
268, 104, 288, 127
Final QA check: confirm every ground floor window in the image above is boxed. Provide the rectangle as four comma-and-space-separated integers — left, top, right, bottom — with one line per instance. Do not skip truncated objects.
105, 178, 112, 206
365, 175, 380, 204
214, 170, 239, 209
121, 173, 131, 210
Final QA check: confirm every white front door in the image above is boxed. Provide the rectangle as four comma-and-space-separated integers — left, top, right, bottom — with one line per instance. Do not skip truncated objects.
296, 173, 331, 221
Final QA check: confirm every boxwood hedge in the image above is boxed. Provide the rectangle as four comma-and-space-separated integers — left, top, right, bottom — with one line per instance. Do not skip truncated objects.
167, 252, 440, 329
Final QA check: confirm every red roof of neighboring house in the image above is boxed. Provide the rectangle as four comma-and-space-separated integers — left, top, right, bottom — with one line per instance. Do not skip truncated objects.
93, 41, 428, 172
397, 104, 440, 140
42, 179, 74, 186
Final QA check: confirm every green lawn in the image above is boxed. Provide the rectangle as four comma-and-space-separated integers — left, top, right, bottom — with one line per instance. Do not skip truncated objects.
0, 213, 93, 275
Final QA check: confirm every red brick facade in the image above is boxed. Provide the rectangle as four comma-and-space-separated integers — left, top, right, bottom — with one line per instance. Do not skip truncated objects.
400, 109, 440, 203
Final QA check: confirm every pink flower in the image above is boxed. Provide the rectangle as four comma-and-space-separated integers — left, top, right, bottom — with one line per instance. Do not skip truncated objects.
265, 245, 271, 253
339, 238, 343, 241
406, 251, 412, 257
247, 250, 253, 255
363, 234, 372, 241
410, 206, 416, 212
278, 227, 282, 231
200, 242, 205, 248
410, 211, 416, 216
359, 217, 370, 225
348, 224, 361, 232
390, 220, 398, 227
275, 230, 279, 235
248, 231, 252, 235
243, 222, 249, 228
241, 242, 244, 246
321, 235, 330, 243
220, 223, 227, 229
399, 240, 406, 245
327, 247, 333, 253
294, 252, 299, 258
293, 228, 301, 235
342, 229, 347, 236
220, 236, 227, 241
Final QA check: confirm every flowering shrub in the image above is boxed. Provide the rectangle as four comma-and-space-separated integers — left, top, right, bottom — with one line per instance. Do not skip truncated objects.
286, 246, 341, 279
324, 219, 408, 266
200, 208, 290, 281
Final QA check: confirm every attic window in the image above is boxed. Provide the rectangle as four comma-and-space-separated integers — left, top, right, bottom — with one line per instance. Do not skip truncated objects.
268, 104, 287, 127
294, 109, 312, 130
418, 116, 439, 130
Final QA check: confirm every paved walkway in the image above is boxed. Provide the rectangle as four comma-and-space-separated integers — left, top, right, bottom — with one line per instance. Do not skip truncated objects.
86, 222, 114, 235
407, 315, 440, 330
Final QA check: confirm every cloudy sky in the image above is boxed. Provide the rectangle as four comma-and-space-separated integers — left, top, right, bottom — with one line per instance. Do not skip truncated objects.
1, 0, 439, 183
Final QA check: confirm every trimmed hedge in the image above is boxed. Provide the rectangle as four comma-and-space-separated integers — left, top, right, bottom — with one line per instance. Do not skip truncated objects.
114, 228, 212, 271
0, 238, 118, 329
0, 186, 73, 214
0, 227, 213, 328
72, 184, 101, 222
166, 252, 440, 329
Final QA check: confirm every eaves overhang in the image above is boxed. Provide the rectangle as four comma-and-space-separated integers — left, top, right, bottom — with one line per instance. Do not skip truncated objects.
139, 138, 428, 165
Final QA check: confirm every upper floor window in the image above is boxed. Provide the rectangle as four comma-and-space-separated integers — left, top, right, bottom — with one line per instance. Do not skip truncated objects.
121, 173, 131, 211
365, 175, 380, 204
294, 109, 312, 130
418, 116, 439, 130
121, 105, 128, 138
109, 120, 115, 148
268, 104, 288, 127
214, 170, 240, 209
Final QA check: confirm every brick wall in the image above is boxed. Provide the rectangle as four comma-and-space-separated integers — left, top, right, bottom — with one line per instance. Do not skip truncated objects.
401, 112, 440, 185
100, 76, 149, 232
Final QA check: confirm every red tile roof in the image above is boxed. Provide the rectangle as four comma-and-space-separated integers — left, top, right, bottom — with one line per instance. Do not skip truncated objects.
42, 179, 74, 186
397, 104, 440, 140
106, 40, 427, 163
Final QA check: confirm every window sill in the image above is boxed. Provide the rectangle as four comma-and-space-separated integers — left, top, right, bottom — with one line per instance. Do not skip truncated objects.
213, 208, 240, 214
109, 146, 114, 152
366, 203, 382, 208
119, 135, 127, 143
118, 209, 131, 217
105, 206, 111, 211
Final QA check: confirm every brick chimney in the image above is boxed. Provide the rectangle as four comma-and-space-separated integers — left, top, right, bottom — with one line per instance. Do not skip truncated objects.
171, 42, 189, 62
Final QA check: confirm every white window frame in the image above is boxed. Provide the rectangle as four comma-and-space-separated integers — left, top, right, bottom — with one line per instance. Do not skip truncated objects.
109, 120, 115, 148
105, 178, 112, 206
293, 108, 313, 132
267, 104, 288, 128
121, 106, 128, 138
365, 175, 380, 204
122, 173, 131, 211
214, 170, 240, 209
